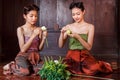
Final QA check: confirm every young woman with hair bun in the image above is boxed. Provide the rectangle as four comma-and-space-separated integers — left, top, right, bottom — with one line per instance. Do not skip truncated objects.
59, 2, 113, 75
3, 4, 47, 76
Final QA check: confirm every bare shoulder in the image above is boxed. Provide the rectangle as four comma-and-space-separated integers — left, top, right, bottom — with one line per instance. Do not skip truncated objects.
65, 23, 74, 28
86, 23, 94, 30
17, 26, 24, 33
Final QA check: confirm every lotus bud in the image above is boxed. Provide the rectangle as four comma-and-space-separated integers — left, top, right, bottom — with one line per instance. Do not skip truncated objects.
66, 29, 71, 34
41, 26, 47, 31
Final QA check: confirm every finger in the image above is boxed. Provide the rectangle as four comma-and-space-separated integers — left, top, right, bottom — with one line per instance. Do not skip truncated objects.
35, 53, 40, 64
68, 34, 73, 37
61, 29, 66, 33
28, 54, 32, 61
31, 53, 36, 65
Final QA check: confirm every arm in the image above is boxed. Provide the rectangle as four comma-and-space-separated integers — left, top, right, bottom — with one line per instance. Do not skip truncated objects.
77, 25, 94, 50
39, 30, 47, 50
17, 27, 40, 53
58, 26, 68, 48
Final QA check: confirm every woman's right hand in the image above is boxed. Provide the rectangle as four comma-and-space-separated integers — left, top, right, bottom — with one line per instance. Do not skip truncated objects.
61, 25, 70, 36
61, 26, 68, 33
32, 27, 41, 37
59, 25, 69, 48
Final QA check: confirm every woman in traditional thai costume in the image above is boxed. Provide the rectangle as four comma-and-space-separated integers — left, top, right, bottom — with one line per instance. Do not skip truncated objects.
3, 4, 47, 76
58, 2, 113, 75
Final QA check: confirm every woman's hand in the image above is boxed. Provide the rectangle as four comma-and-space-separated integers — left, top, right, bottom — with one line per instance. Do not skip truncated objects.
39, 30, 48, 50
58, 25, 70, 48
67, 33, 79, 39
61, 25, 70, 33
28, 52, 40, 65
61, 27, 67, 33
60, 25, 70, 38
32, 27, 41, 37
42, 30, 48, 39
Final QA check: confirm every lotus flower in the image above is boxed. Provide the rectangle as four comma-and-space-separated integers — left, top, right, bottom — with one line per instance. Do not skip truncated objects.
66, 29, 72, 34
41, 26, 47, 31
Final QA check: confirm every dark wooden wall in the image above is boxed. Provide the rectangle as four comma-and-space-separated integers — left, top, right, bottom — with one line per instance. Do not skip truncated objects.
0, 0, 34, 61
38, 0, 73, 56
118, 0, 120, 68
0, 0, 119, 65
0, 0, 2, 58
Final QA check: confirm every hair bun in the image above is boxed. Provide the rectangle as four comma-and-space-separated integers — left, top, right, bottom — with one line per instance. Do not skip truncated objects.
80, 2, 83, 5
69, 1, 85, 11
23, 4, 39, 15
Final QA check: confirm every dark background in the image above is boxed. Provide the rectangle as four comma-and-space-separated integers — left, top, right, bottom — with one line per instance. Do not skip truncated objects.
0, 0, 119, 68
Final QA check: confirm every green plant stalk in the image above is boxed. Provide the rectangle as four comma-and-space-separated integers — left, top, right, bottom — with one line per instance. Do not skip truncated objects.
45, 38, 48, 47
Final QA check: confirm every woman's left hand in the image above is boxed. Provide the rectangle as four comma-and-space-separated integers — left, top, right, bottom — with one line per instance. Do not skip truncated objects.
67, 33, 79, 39
28, 52, 40, 65
42, 30, 48, 39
